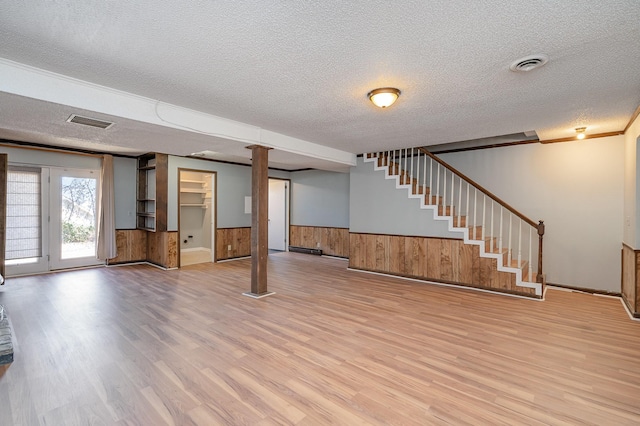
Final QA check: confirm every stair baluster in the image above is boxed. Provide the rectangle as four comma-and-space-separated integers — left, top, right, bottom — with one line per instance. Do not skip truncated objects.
409, 148, 413, 185
436, 164, 440, 208
529, 227, 533, 280
457, 179, 462, 227
363, 149, 545, 296
415, 149, 420, 194
499, 207, 503, 256
508, 215, 512, 266
518, 219, 522, 268
482, 195, 486, 242
490, 201, 494, 253
443, 167, 447, 213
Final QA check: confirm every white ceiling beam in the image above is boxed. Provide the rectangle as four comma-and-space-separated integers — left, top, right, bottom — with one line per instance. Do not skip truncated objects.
0, 58, 356, 166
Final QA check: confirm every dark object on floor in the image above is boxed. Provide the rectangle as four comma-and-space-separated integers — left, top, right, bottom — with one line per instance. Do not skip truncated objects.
0, 308, 13, 365
288, 246, 322, 255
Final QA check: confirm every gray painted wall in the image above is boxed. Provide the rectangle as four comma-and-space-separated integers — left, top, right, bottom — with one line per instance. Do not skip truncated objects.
291, 169, 350, 228
0, 146, 137, 229
440, 136, 624, 292
113, 156, 137, 229
167, 156, 290, 231
350, 157, 458, 238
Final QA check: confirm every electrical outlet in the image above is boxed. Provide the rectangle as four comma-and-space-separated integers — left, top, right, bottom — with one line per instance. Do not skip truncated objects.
227, 245, 231, 251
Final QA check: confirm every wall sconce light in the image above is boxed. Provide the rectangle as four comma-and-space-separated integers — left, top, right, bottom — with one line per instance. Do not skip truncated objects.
368, 87, 401, 108
575, 127, 587, 140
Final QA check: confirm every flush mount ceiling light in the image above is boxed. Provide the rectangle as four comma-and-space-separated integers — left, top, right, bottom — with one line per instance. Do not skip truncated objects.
509, 54, 549, 72
575, 127, 587, 140
368, 87, 401, 108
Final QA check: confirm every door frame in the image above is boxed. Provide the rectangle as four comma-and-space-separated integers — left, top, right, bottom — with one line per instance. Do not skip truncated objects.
177, 168, 217, 267
49, 167, 103, 270
268, 177, 290, 252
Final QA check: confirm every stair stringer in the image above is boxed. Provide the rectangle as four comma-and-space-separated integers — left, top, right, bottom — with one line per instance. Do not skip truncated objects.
363, 154, 542, 296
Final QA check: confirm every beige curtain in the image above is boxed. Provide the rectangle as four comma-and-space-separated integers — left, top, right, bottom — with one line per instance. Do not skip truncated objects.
97, 154, 117, 260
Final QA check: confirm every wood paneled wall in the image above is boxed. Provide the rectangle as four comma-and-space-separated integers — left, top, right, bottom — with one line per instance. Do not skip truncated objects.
289, 225, 349, 258
110, 229, 178, 269
349, 232, 538, 298
621, 243, 639, 317
110, 229, 148, 264
147, 231, 178, 268
216, 227, 251, 260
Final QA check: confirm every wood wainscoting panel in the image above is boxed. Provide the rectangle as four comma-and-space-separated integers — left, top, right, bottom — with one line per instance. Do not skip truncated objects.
289, 225, 349, 258
621, 243, 638, 315
216, 227, 251, 260
147, 231, 178, 268
349, 232, 534, 298
110, 229, 148, 264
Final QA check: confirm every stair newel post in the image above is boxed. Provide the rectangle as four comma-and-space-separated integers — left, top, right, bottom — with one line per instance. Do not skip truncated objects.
518, 219, 522, 268
528, 227, 533, 280
457, 178, 462, 227
537, 220, 545, 283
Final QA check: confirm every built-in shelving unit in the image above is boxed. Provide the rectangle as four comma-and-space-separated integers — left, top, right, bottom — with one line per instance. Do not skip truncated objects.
180, 179, 208, 208
137, 154, 156, 231
137, 153, 168, 232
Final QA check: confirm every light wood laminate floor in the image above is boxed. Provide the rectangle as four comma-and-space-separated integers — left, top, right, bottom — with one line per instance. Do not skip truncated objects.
0, 253, 639, 425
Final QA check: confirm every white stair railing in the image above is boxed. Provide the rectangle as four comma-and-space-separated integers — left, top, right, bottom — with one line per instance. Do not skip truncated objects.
368, 148, 544, 283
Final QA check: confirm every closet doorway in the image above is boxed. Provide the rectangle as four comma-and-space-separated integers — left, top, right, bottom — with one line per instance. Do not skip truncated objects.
178, 169, 216, 267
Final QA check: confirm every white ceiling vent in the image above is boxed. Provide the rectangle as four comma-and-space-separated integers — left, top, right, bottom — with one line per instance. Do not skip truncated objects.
509, 54, 549, 72
67, 114, 114, 129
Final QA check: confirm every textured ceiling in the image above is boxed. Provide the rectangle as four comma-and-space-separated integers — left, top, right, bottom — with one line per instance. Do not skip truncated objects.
0, 1, 639, 170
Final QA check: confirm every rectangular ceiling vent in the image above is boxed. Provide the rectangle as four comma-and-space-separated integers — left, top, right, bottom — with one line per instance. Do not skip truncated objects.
67, 114, 114, 130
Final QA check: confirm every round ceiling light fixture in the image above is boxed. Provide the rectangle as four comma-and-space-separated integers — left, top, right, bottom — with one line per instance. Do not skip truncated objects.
509, 54, 549, 72
368, 87, 401, 108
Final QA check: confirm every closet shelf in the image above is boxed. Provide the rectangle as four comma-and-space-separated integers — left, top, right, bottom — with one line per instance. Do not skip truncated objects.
136, 212, 156, 217
180, 179, 205, 184
180, 189, 208, 194
180, 203, 208, 207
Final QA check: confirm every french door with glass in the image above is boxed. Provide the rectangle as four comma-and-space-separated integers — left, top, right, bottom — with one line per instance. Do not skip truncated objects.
49, 168, 102, 270
5, 166, 102, 276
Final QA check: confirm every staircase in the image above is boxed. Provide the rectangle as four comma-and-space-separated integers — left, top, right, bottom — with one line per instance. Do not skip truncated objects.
363, 148, 544, 297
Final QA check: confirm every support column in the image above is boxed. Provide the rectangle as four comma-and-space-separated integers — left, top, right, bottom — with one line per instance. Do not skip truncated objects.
243, 145, 274, 299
